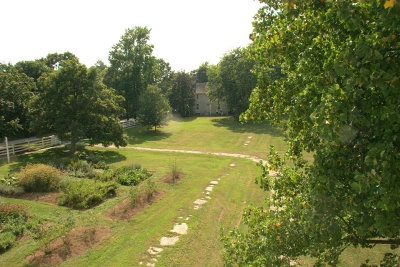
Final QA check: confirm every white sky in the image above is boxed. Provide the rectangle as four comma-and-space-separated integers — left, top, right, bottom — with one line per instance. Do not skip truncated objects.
0, 0, 262, 72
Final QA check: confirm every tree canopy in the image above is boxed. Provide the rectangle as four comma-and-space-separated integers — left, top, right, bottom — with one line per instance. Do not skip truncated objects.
223, 0, 400, 266
137, 85, 170, 132
34, 58, 127, 153
207, 48, 257, 120
0, 64, 35, 138
169, 71, 195, 117
105, 26, 155, 119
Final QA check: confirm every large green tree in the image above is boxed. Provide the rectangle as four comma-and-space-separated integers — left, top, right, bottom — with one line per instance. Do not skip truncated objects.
0, 64, 36, 138
105, 26, 154, 119
137, 85, 170, 132
223, 0, 400, 266
207, 48, 257, 120
34, 58, 127, 153
169, 71, 195, 117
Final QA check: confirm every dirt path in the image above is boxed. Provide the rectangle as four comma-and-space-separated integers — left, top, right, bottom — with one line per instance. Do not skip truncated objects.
97, 145, 266, 164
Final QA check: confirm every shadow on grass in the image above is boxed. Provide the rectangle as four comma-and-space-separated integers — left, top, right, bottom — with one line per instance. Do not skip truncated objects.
125, 127, 172, 145
2, 145, 126, 173
211, 117, 287, 137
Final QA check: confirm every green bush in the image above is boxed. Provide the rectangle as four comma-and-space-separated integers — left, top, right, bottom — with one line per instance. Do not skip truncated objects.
68, 160, 95, 178
76, 151, 108, 170
115, 166, 152, 186
0, 232, 16, 252
0, 203, 30, 253
58, 179, 118, 209
97, 169, 115, 182
0, 174, 18, 186
144, 178, 156, 201
0, 184, 24, 196
129, 186, 139, 207
17, 164, 61, 192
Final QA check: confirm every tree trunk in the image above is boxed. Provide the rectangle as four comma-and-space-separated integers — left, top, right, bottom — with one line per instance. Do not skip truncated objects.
70, 138, 77, 154
154, 126, 157, 133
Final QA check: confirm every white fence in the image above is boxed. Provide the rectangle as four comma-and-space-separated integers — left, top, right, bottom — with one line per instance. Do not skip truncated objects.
120, 119, 138, 129
0, 135, 61, 163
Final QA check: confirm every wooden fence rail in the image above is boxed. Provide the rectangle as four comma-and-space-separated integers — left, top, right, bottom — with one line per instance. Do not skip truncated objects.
0, 135, 61, 163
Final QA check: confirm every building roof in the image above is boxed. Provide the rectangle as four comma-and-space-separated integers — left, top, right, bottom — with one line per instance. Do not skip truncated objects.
195, 82, 208, 94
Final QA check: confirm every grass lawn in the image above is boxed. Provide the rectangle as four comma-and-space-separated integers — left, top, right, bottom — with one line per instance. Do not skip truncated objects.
125, 115, 291, 160
0, 117, 396, 266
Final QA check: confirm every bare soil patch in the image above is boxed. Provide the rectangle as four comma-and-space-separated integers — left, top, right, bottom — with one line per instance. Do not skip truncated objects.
161, 172, 186, 184
26, 226, 111, 266
6, 192, 60, 205
106, 190, 164, 221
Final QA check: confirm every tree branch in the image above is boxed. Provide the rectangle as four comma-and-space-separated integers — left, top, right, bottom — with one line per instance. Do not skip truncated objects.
366, 239, 400, 245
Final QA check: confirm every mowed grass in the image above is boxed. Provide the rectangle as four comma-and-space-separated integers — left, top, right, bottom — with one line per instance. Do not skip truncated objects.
0, 146, 266, 267
125, 116, 289, 159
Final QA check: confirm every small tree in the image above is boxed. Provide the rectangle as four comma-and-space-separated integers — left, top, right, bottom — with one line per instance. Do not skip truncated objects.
169, 71, 195, 117
137, 85, 170, 132
34, 58, 127, 153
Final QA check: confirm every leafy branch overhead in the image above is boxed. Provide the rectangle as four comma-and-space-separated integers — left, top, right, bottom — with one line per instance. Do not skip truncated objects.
224, 0, 400, 266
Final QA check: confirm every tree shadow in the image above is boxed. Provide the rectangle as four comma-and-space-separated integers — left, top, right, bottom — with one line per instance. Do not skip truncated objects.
125, 127, 172, 145
2, 145, 126, 173
211, 117, 287, 138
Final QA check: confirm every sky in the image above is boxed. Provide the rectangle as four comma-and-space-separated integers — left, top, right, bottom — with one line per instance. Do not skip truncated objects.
0, 0, 262, 72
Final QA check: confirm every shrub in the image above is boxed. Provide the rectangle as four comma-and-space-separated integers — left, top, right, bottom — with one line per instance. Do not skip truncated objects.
0, 174, 18, 186
0, 203, 29, 223
76, 151, 108, 170
0, 203, 30, 253
58, 179, 118, 209
18, 164, 61, 192
0, 184, 24, 196
68, 160, 95, 178
97, 169, 115, 182
129, 186, 139, 207
115, 166, 152, 186
0, 232, 16, 252
144, 178, 156, 201
170, 160, 179, 183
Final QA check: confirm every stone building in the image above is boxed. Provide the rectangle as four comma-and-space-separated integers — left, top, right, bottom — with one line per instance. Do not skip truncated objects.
193, 83, 227, 116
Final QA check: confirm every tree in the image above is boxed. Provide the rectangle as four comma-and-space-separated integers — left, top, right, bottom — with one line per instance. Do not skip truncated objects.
15, 60, 52, 83
0, 64, 35, 138
105, 26, 154, 119
34, 58, 127, 153
223, 0, 400, 266
137, 85, 170, 132
194, 62, 210, 83
169, 71, 195, 117
207, 48, 257, 120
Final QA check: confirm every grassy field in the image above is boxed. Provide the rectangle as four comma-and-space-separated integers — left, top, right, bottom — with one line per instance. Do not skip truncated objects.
125, 116, 290, 160
0, 116, 397, 266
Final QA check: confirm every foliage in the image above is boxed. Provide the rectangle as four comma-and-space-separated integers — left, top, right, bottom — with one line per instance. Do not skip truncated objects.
0, 184, 24, 195
33, 57, 127, 153
170, 159, 179, 183
207, 47, 257, 120
0, 174, 18, 186
15, 60, 52, 83
17, 164, 61, 192
114, 165, 152, 186
0, 63, 35, 138
105, 26, 155, 119
0, 203, 30, 252
169, 71, 195, 117
58, 179, 118, 209
67, 160, 95, 178
76, 150, 108, 170
129, 186, 140, 207
96, 169, 115, 182
144, 178, 156, 201
137, 85, 170, 132
225, 0, 400, 266
194, 62, 210, 83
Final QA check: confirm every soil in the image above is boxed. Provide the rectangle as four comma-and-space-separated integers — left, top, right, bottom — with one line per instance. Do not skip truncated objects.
161, 172, 186, 184
6, 192, 60, 205
106, 190, 164, 221
26, 226, 111, 266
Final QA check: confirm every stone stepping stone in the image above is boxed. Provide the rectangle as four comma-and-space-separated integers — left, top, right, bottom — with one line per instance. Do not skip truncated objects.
170, 223, 188, 235
205, 186, 214, 192
194, 199, 207, 205
147, 247, 163, 255
230, 163, 236, 167
146, 263, 155, 267
248, 136, 253, 139
244, 143, 248, 146
160, 236, 179, 246
194, 205, 200, 210
185, 217, 190, 221
205, 196, 211, 200
210, 181, 218, 185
